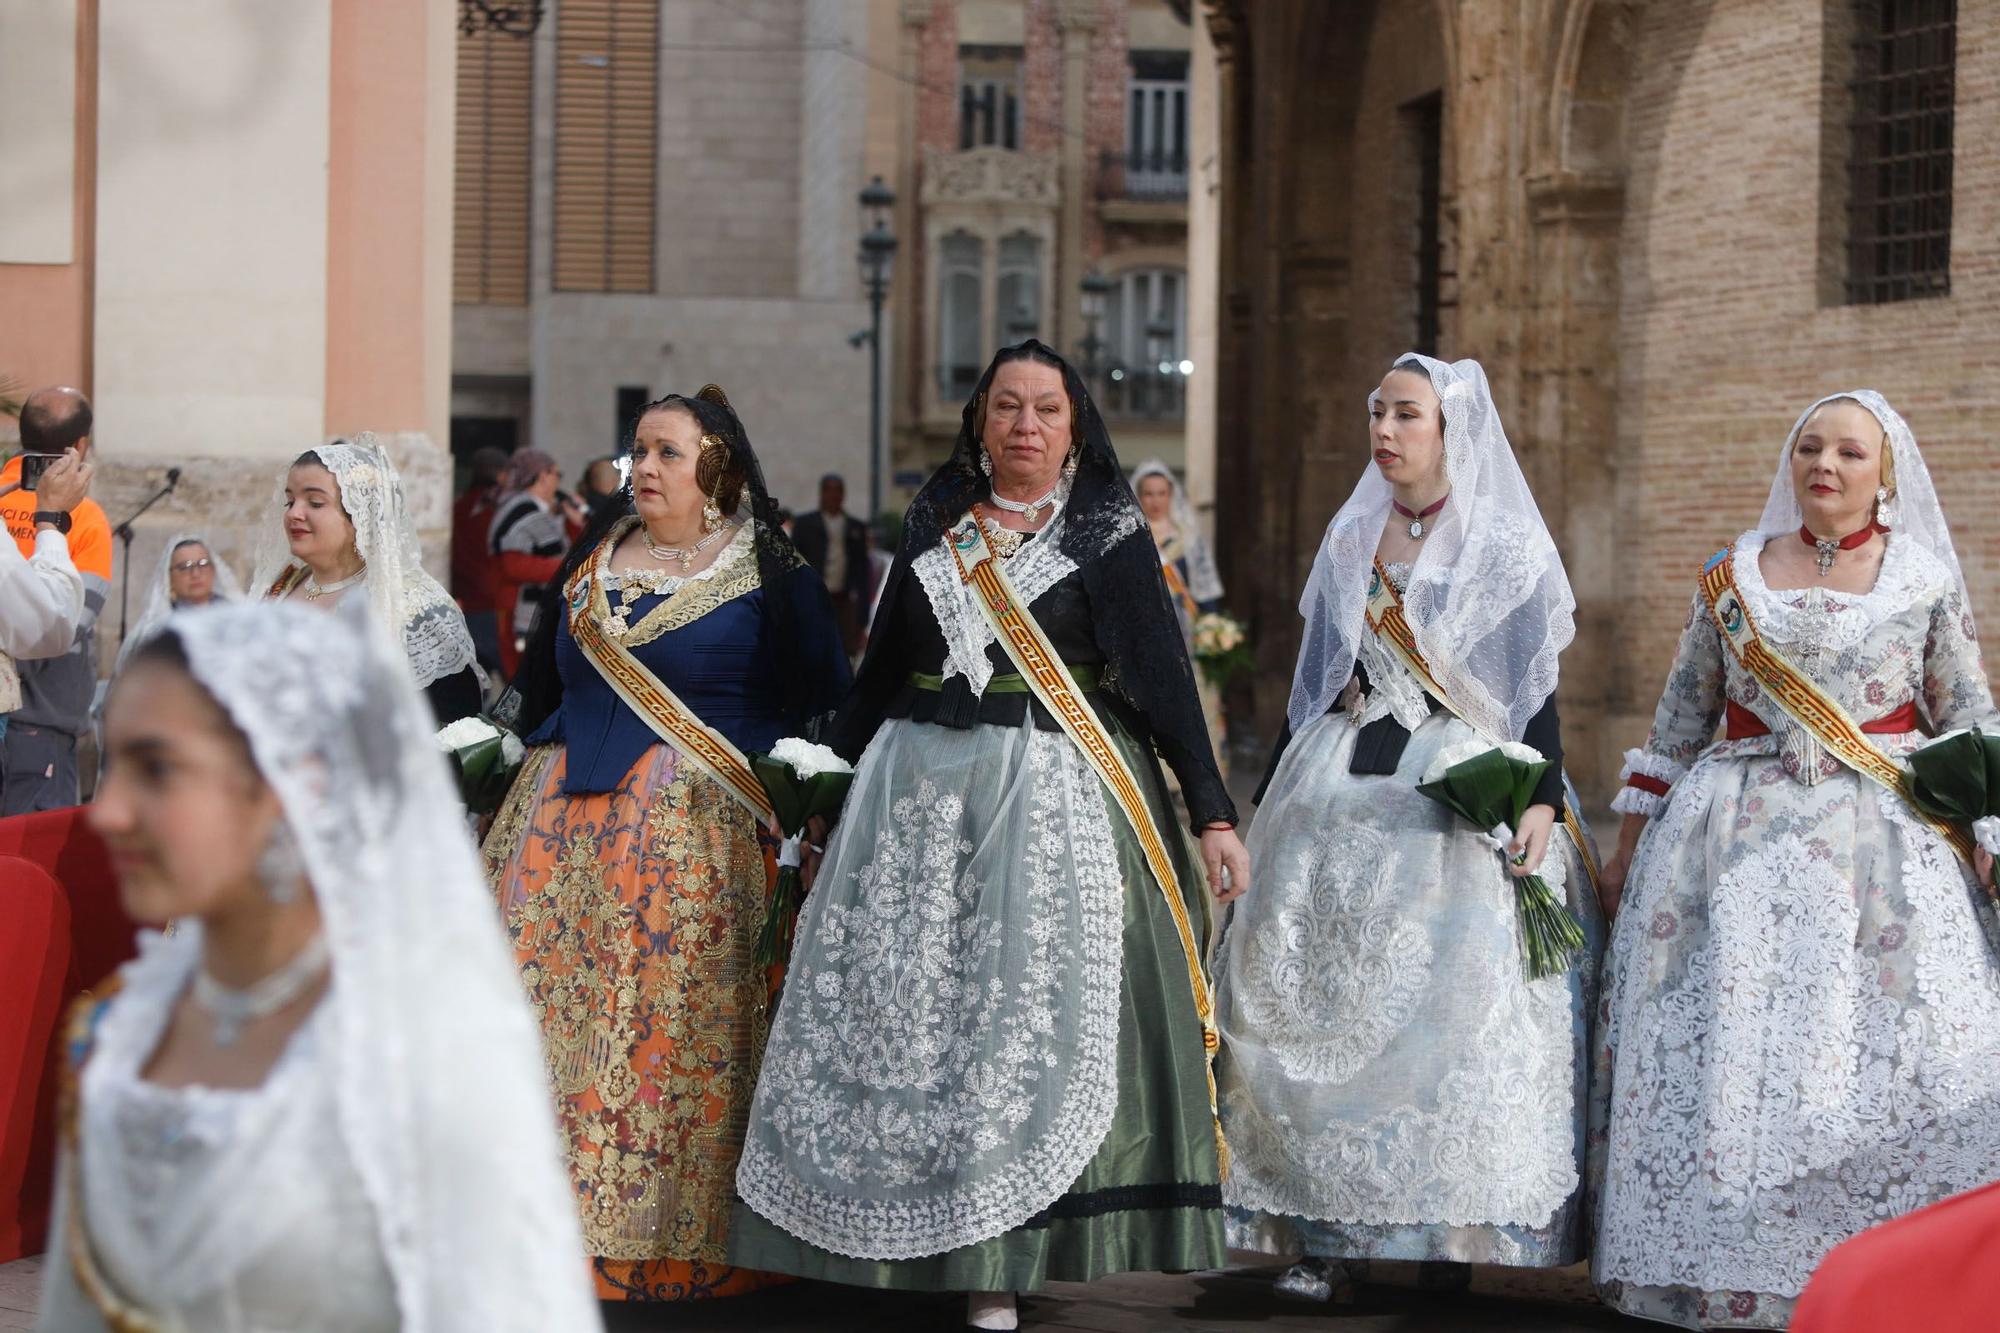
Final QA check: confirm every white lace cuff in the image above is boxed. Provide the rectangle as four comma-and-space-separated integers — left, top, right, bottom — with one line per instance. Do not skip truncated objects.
1611, 785, 1667, 818
1975, 815, 2000, 857
1619, 747, 1686, 787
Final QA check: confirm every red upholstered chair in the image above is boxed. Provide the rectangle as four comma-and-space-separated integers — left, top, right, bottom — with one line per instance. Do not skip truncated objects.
0, 857, 69, 1262
0, 807, 138, 1262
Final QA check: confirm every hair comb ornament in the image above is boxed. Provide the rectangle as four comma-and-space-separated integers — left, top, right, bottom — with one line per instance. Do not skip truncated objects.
696, 383, 732, 409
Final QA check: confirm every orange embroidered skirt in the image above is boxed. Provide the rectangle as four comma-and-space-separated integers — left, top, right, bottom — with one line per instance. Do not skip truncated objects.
484, 741, 785, 1302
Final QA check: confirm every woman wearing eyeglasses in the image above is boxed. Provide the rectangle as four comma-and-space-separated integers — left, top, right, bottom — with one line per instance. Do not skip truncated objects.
112, 535, 243, 674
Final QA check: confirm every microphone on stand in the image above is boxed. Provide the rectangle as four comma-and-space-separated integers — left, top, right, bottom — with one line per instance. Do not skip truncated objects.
114, 466, 189, 650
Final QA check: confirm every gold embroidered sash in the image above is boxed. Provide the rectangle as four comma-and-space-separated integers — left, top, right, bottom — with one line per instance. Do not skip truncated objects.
1698, 546, 1976, 866
59, 980, 161, 1333
1362, 559, 1603, 893
945, 508, 1227, 1175
1159, 557, 1200, 622
563, 550, 775, 827
264, 565, 308, 600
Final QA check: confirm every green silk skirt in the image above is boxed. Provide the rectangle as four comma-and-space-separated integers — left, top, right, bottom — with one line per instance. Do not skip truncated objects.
728, 718, 1225, 1291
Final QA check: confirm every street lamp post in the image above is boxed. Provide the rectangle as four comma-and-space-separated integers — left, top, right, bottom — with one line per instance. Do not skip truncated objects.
857, 176, 898, 518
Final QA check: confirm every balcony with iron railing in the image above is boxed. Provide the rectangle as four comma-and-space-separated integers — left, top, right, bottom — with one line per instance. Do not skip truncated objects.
1097, 147, 1190, 204
1091, 363, 1186, 421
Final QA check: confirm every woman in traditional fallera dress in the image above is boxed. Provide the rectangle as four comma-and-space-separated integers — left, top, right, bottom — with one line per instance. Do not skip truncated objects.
484, 386, 848, 1303
731, 340, 1249, 1332
36, 601, 600, 1332
252, 435, 483, 726
1592, 391, 2000, 1330
1213, 355, 1604, 1300
1130, 459, 1229, 773
111, 534, 241, 674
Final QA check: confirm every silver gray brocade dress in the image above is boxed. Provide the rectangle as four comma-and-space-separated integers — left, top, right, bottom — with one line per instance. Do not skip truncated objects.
1593, 531, 2000, 1330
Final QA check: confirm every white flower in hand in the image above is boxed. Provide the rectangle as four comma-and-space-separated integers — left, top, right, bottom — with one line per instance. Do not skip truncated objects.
770, 736, 854, 779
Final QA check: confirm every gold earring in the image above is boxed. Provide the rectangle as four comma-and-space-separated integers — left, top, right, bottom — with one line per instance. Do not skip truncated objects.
702, 495, 722, 531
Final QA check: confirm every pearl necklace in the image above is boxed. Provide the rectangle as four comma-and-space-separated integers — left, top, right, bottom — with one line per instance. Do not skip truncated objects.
988, 482, 1063, 526
304, 563, 367, 602
643, 522, 731, 572
192, 932, 331, 1047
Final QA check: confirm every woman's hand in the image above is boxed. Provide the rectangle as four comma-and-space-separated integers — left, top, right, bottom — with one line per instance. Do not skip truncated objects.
1596, 850, 1628, 921
1596, 812, 1650, 921
1507, 803, 1557, 878
799, 815, 830, 892
1200, 823, 1249, 904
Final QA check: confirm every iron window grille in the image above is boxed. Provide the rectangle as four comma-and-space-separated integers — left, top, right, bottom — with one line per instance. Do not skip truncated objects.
1846, 0, 1955, 304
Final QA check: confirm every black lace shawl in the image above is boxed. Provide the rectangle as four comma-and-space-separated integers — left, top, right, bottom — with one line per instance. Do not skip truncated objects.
828, 339, 1236, 830
502, 387, 837, 740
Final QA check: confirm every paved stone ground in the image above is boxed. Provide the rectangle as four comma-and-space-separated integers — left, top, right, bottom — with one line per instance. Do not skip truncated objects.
2, 1253, 1653, 1332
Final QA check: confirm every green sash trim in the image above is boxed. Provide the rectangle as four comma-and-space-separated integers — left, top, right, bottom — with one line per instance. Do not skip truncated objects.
907, 665, 1104, 695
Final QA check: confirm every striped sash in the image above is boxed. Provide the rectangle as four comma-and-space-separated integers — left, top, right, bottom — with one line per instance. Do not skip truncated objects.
1698, 546, 1975, 866
1362, 559, 1603, 893
946, 509, 1227, 1175
562, 551, 775, 826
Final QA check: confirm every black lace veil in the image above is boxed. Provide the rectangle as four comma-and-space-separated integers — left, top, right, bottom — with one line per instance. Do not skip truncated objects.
834, 339, 1235, 828
503, 385, 827, 737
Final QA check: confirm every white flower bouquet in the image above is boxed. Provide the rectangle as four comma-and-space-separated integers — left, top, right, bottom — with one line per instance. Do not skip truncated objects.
435, 715, 528, 818
1191, 611, 1251, 688
1416, 739, 1585, 979
751, 737, 858, 968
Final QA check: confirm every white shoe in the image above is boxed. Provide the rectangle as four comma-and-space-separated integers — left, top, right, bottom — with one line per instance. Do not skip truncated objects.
966, 1291, 1019, 1330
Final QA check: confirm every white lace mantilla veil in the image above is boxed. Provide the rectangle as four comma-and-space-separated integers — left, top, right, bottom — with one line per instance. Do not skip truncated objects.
111, 532, 245, 675
140, 599, 602, 1332
1285, 354, 1575, 742
1129, 458, 1224, 603
1756, 389, 1971, 611
250, 434, 480, 691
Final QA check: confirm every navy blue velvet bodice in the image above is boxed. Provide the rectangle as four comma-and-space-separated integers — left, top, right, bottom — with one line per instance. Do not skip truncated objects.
525, 561, 849, 794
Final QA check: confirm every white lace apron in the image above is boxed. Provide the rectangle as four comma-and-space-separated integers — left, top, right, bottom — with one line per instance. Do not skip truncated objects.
1216, 565, 1590, 1232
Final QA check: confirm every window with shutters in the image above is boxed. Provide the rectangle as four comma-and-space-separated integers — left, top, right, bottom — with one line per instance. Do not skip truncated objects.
959, 47, 1022, 151
1124, 51, 1189, 200
453, 26, 531, 305
994, 232, 1043, 345
937, 232, 986, 400
553, 0, 658, 294
1100, 269, 1187, 421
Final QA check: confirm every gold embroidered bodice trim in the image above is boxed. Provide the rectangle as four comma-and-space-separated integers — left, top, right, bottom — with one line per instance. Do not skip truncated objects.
593, 518, 763, 647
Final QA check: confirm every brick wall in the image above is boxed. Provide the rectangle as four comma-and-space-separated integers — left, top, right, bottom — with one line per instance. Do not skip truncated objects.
1211, 0, 2000, 807
916, 3, 959, 154
1611, 0, 2000, 749
1022, 0, 1063, 152
1083, 1, 1132, 261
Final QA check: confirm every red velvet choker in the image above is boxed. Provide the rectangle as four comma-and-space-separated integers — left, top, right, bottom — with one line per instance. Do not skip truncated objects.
1391, 494, 1448, 539
1800, 520, 1887, 575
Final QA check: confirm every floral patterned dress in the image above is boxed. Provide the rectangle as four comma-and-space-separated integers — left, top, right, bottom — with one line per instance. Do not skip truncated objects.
483, 523, 849, 1302
1594, 530, 2000, 1329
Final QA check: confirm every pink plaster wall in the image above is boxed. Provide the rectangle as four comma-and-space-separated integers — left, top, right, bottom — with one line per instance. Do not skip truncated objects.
324, 0, 434, 437
0, 0, 95, 406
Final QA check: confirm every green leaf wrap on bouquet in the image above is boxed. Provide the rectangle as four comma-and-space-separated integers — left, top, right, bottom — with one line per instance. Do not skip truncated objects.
1904, 728, 2000, 889
1414, 744, 1587, 980
750, 751, 857, 970
439, 717, 526, 819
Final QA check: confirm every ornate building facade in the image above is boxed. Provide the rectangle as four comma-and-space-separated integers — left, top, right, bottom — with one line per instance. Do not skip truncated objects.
888, 0, 1199, 490
1202, 0, 1996, 804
